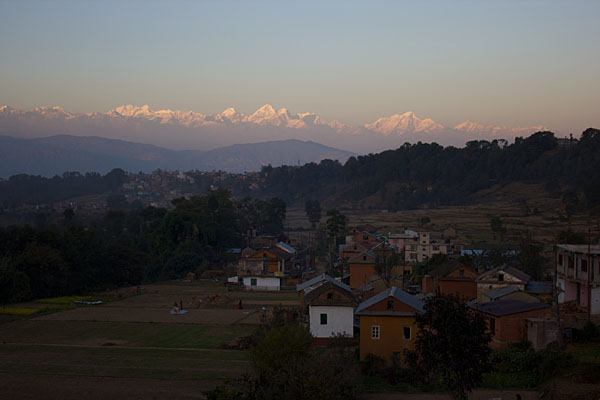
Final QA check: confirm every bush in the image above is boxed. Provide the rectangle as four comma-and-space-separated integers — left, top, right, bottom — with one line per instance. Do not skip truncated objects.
580, 321, 600, 343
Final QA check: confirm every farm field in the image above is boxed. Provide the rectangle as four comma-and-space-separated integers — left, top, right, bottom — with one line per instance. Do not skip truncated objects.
286, 183, 597, 247
0, 280, 300, 400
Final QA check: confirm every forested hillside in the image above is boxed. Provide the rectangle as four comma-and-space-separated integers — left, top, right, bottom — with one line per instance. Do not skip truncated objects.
257, 129, 600, 210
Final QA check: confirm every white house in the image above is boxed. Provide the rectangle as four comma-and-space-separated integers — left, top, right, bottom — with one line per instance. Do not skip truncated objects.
297, 274, 357, 339
241, 275, 282, 291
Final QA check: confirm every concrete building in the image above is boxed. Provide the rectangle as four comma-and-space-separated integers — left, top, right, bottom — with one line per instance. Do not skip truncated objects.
556, 244, 600, 315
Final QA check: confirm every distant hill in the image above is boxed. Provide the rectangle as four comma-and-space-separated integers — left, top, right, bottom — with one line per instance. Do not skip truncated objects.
0, 135, 355, 177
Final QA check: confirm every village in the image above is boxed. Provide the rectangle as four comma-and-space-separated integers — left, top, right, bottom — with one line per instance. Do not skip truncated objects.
228, 223, 600, 361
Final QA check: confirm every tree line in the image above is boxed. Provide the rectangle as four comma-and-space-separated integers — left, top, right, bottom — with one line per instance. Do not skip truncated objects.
0, 190, 286, 303
257, 129, 600, 210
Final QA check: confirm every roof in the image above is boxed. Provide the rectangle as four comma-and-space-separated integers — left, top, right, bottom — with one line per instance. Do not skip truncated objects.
275, 241, 296, 254
484, 285, 520, 300
428, 260, 469, 279
355, 286, 424, 315
557, 244, 600, 255
461, 249, 484, 256
347, 250, 376, 264
371, 241, 398, 252
526, 281, 553, 294
477, 265, 531, 283
296, 273, 351, 293
304, 281, 358, 306
470, 299, 550, 317
225, 248, 241, 254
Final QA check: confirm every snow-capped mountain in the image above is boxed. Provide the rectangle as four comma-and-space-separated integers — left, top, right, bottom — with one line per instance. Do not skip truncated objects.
0, 104, 551, 153
364, 111, 445, 136
453, 120, 548, 138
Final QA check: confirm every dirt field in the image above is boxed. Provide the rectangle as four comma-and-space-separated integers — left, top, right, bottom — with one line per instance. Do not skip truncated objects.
0, 280, 299, 399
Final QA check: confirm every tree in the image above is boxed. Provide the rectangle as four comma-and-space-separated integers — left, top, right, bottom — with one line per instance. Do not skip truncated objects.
374, 246, 402, 288
405, 294, 491, 400
206, 323, 360, 400
304, 200, 321, 229
490, 216, 506, 241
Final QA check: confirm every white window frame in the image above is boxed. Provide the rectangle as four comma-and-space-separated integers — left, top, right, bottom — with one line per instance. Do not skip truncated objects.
371, 325, 380, 339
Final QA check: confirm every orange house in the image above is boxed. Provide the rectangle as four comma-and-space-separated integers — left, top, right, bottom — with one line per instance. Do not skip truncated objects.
355, 286, 424, 364
348, 250, 376, 290
422, 260, 478, 301
351, 231, 381, 249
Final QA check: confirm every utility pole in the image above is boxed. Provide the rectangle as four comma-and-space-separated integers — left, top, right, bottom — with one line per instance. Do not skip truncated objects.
553, 243, 563, 348
588, 228, 592, 321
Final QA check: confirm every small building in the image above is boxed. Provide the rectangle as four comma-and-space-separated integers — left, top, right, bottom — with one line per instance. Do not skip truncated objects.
297, 274, 357, 340
481, 286, 541, 304
355, 286, 424, 364
470, 299, 551, 348
240, 275, 283, 291
348, 250, 377, 290
421, 260, 477, 301
476, 265, 531, 303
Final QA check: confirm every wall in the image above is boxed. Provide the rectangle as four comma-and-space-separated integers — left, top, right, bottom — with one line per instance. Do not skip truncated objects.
359, 315, 418, 363
309, 305, 354, 338
350, 264, 376, 289
242, 276, 281, 291
488, 307, 551, 348
439, 280, 477, 301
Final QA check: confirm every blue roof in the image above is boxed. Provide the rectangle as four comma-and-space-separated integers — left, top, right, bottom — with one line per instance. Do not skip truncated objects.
355, 286, 424, 314
461, 249, 484, 256
526, 281, 553, 294
276, 241, 296, 253
296, 273, 351, 293
225, 248, 241, 254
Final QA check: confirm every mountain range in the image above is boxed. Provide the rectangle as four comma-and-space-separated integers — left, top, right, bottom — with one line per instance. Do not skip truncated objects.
0, 105, 548, 153
0, 135, 355, 178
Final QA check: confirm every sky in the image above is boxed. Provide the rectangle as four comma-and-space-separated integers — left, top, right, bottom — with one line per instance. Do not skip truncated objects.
1, 0, 599, 133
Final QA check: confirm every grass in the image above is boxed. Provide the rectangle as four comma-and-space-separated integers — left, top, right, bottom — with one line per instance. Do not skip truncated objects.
37, 295, 111, 305
0, 320, 254, 349
0, 307, 38, 315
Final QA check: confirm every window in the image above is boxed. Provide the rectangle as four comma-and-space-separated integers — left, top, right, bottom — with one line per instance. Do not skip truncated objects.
433, 246, 439, 251
498, 273, 504, 282
411, 253, 417, 260
320, 313, 327, 325
371, 325, 380, 339
459, 269, 464, 277
489, 318, 496, 334
363, 235, 368, 240
387, 300, 393, 310
363, 255, 367, 261
403, 327, 411, 340
582, 259, 588, 272
327, 293, 333, 300
251, 278, 257, 286
558, 254, 563, 265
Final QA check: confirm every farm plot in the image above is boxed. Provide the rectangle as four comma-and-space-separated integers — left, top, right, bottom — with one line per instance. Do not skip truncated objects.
0, 279, 297, 399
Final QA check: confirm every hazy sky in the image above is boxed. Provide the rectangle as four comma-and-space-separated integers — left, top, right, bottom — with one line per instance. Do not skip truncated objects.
1, 0, 599, 133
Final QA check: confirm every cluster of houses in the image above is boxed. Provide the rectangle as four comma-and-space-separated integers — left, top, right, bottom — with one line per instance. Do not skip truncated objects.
294, 225, 600, 364
226, 224, 600, 363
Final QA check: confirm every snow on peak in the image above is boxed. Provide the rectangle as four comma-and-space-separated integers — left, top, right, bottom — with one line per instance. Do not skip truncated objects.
453, 120, 548, 137
365, 111, 445, 136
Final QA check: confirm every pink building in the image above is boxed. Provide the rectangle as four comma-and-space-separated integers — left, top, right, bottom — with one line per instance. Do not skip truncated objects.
556, 244, 600, 315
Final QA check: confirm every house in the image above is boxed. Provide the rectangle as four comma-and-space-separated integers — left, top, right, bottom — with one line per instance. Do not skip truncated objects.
470, 299, 551, 348
339, 242, 369, 263
233, 246, 296, 291
556, 244, 600, 315
481, 285, 541, 304
476, 265, 531, 303
350, 230, 381, 249
525, 281, 554, 302
355, 286, 424, 364
296, 274, 357, 341
404, 231, 461, 263
385, 229, 419, 253
348, 250, 377, 290
421, 260, 477, 301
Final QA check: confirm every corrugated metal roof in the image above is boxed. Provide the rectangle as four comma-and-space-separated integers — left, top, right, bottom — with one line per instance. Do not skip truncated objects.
296, 273, 351, 293
470, 299, 550, 317
347, 250, 376, 263
355, 286, 424, 314
484, 285, 520, 299
275, 241, 296, 254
